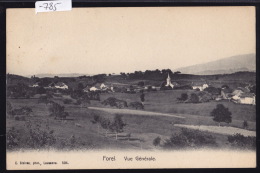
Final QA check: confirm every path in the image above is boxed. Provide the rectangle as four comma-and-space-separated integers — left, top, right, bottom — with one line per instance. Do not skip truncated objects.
174, 124, 256, 137
88, 107, 185, 119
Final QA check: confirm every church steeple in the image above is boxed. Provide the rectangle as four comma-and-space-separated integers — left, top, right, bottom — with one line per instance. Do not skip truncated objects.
165, 72, 174, 88
167, 73, 170, 80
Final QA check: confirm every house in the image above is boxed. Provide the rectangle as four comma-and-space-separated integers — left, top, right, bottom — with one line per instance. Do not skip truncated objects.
236, 87, 250, 93
239, 93, 255, 105
192, 83, 209, 91
54, 82, 69, 90
231, 88, 255, 105
45, 82, 68, 90
232, 89, 244, 97
30, 82, 40, 88
89, 86, 99, 92
100, 83, 109, 90
110, 85, 115, 92
232, 92, 255, 105
220, 88, 233, 100
83, 86, 91, 92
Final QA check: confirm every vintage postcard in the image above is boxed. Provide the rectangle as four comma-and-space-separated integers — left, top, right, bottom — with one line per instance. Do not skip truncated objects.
6, 6, 256, 169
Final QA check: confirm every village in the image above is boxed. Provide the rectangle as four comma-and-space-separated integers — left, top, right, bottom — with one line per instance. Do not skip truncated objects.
23, 72, 256, 106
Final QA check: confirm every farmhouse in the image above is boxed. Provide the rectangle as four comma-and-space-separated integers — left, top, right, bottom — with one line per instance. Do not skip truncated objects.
192, 83, 209, 91
100, 83, 108, 90
83, 86, 91, 92
45, 82, 68, 90
220, 88, 233, 100
54, 82, 69, 90
239, 93, 256, 105
232, 92, 255, 105
110, 85, 115, 92
232, 89, 244, 97
89, 86, 99, 92
88, 83, 111, 92
30, 82, 40, 88
231, 87, 255, 105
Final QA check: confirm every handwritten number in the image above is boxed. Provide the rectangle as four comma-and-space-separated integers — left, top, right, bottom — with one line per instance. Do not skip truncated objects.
49, 2, 53, 11
54, 3, 61, 11
40, 2, 61, 11
43, 3, 48, 10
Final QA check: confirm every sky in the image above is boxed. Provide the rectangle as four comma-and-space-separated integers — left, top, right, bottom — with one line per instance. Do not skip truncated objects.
6, 7, 255, 76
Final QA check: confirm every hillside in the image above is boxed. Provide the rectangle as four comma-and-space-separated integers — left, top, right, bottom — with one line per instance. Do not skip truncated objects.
176, 54, 256, 75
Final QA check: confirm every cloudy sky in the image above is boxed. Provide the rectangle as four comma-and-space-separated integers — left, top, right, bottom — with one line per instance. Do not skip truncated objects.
7, 7, 255, 76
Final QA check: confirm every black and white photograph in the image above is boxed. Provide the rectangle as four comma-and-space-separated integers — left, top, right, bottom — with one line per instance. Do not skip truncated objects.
5, 6, 256, 169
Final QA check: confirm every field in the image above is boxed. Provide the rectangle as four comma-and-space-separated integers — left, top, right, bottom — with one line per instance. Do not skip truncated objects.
6, 89, 256, 151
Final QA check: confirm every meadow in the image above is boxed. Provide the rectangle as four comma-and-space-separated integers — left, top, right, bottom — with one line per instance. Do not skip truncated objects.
6, 89, 256, 151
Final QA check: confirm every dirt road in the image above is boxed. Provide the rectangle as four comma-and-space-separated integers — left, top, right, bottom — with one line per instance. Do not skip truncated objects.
174, 124, 256, 137
88, 107, 185, 119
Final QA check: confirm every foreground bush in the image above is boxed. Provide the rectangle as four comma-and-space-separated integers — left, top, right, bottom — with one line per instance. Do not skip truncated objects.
228, 133, 256, 150
49, 102, 69, 119
7, 121, 95, 150
6, 127, 20, 149
163, 128, 217, 149
91, 114, 127, 140
177, 93, 188, 102
58, 135, 94, 150
153, 136, 161, 147
6, 121, 56, 150
25, 121, 56, 149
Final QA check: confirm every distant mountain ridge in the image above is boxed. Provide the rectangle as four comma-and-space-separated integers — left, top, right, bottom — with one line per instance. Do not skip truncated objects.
176, 54, 256, 75
28, 73, 93, 78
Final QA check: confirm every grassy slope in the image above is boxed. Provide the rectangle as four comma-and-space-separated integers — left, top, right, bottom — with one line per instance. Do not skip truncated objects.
7, 89, 256, 150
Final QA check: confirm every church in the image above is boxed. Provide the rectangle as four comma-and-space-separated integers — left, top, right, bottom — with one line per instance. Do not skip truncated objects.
160, 73, 177, 89
165, 73, 174, 88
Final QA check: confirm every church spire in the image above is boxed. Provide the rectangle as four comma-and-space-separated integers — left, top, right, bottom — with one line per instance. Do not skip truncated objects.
167, 72, 170, 80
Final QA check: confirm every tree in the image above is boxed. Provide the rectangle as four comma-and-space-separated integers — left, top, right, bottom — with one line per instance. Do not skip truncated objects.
140, 93, 145, 104
78, 83, 84, 90
210, 104, 232, 126
110, 114, 126, 140
129, 85, 134, 92
100, 118, 111, 137
189, 93, 200, 103
243, 120, 248, 129
249, 85, 256, 94
91, 114, 101, 135
49, 102, 68, 119
153, 136, 161, 148
178, 93, 188, 102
